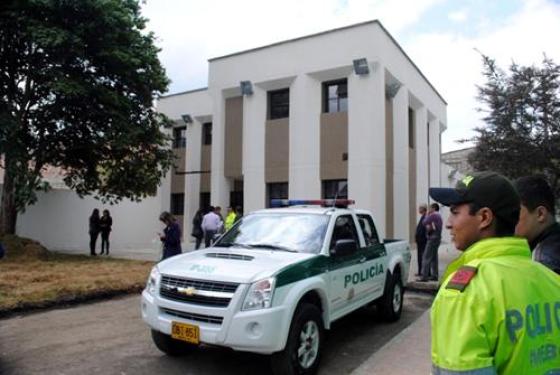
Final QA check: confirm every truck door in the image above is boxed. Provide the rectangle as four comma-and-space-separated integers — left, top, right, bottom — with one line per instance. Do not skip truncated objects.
327, 214, 365, 318
357, 214, 387, 299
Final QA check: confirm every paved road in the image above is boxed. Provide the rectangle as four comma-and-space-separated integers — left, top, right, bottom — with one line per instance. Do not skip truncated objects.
0, 292, 433, 375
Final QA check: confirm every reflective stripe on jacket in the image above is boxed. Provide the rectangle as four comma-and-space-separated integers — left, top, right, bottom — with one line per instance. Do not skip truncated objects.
431, 237, 560, 375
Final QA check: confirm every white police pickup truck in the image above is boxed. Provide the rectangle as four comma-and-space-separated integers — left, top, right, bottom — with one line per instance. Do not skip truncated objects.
141, 199, 411, 375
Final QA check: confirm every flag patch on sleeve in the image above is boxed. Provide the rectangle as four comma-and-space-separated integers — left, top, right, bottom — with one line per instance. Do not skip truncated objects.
445, 265, 478, 292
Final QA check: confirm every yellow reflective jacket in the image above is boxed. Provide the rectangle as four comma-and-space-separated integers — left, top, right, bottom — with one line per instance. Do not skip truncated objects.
431, 237, 560, 375
224, 212, 237, 232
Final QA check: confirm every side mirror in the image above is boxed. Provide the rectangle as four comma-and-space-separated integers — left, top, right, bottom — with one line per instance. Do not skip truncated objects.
330, 239, 357, 257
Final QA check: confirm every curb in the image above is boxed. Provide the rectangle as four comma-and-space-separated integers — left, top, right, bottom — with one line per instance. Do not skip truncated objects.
0, 287, 143, 320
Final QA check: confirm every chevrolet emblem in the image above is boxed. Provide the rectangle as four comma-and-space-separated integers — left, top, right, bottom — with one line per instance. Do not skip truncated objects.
178, 286, 197, 296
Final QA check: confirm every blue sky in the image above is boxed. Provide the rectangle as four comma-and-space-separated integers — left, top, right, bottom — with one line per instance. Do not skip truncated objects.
143, 0, 560, 152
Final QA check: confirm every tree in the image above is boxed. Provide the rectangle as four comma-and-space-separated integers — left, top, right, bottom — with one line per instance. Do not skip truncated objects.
0, 0, 175, 234
469, 54, 560, 198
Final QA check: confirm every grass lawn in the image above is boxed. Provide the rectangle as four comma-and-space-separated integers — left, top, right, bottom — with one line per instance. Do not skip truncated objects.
0, 235, 155, 316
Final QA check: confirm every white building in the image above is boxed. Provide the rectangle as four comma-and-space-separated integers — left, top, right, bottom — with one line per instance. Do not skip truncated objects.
160, 20, 447, 244
4, 20, 448, 252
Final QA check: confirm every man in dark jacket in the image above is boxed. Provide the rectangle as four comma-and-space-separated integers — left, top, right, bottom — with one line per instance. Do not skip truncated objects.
514, 175, 560, 274
415, 204, 427, 276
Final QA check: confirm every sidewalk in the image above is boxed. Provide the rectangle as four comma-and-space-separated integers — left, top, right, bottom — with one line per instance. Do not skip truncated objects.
352, 242, 460, 375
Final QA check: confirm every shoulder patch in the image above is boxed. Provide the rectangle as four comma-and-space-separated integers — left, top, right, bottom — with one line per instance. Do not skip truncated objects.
445, 265, 478, 292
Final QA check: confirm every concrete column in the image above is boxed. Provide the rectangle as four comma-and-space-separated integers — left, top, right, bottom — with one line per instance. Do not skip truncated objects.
184, 118, 203, 243
289, 74, 321, 199
242, 87, 267, 213
391, 86, 409, 240
415, 107, 429, 206
210, 90, 230, 208
429, 119, 441, 189
347, 63, 386, 238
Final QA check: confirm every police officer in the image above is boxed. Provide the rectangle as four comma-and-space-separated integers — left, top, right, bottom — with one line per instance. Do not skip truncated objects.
429, 171, 560, 375
514, 175, 560, 274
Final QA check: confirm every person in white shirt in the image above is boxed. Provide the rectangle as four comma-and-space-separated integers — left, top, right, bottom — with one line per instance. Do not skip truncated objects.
201, 206, 223, 248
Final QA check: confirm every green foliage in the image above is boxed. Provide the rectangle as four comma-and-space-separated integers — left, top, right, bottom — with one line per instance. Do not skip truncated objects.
469, 54, 560, 198
0, 0, 175, 232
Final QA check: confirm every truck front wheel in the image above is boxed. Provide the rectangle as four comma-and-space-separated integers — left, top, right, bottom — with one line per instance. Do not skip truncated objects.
378, 271, 403, 322
271, 303, 324, 375
151, 329, 197, 356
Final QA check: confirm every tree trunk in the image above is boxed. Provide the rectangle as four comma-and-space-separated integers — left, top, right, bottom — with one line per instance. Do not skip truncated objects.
0, 166, 18, 235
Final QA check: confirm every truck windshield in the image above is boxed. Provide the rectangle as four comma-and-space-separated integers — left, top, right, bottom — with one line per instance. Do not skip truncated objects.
214, 213, 329, 254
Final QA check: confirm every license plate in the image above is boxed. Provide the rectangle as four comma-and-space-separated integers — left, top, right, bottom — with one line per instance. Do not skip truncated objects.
171, 321, 200, 344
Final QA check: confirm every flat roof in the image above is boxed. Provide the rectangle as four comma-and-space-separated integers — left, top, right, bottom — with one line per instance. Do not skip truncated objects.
160, 87, 207, 99
208, 19, 446, 105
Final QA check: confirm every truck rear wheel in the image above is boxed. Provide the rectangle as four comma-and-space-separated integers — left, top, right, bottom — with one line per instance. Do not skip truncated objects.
271, 303, 324, 375
151, 329, 197, 356
378, 271, 403, 322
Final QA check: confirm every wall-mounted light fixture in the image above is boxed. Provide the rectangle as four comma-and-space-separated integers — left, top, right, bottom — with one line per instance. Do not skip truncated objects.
181, 114, 193, 124
385, 82, 402, 99
240, 80, 253, 95
353, 58, 370, 75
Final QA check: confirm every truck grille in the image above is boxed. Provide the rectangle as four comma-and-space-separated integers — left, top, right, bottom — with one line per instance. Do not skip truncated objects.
161, 307, 223, 325
159, 275, 239, 307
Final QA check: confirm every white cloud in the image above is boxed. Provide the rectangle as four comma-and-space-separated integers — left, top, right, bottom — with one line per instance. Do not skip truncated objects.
405, 0, 560, 151
448, 9, 468, 23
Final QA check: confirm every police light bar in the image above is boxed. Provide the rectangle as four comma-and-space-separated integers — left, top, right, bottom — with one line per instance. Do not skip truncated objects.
270, 199, 355, 208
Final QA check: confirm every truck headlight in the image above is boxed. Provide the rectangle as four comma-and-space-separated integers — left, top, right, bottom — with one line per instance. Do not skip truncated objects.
146, 266, 160, 295
242, 277, 276, 311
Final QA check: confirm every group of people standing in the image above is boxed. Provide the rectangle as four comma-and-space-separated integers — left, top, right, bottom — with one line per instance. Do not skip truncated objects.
191, 206, 241, 249
88, 209, 113, 256
415, 203, 443, 282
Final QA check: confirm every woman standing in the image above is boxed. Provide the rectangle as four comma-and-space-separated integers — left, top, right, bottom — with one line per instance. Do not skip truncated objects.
99, 209, 113, 255
159, 211, 182, 260
89, 209, 101, 256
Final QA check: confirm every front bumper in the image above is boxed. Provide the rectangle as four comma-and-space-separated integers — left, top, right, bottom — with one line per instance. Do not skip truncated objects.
141, 288, 290, 354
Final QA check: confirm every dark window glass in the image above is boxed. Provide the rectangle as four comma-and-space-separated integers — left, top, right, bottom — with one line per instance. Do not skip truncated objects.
330, 215, 359, 251
323, 79, 348, 113
200, 192, 210, 211
268, 89, 290, 119
170, 193, 184, 216
173, 126, 187, 148
267, 182, 288, 207
358, 214, 380, 246
322, 179, 348, 199
203, 122, 212, 145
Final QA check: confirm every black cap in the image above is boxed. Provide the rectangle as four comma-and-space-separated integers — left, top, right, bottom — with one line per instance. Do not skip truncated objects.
429, 172, 520, 224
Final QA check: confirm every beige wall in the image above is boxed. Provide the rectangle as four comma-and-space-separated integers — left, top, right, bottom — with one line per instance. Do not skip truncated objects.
266, 118, 289, 182
385, 98, 394, 239
320, 112, 348, 180
224, 97, 243, 178
171, 148, 186, 193
200, 145, 212, 193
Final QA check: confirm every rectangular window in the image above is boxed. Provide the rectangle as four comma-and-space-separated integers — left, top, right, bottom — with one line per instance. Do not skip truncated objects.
267, 182, 288, 207
323, 79, 348, 113
322, 179, 348, 199
358, 214, 380, 246
268, 89, 290, 119
408, 108, 415, 149
203, 122, 212, 145
170, 193, 184, 216
173, 126, 187, 148
200, 192, 210, 211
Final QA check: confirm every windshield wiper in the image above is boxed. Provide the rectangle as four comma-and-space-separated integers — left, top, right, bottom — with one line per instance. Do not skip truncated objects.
246, 243, 297, 252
